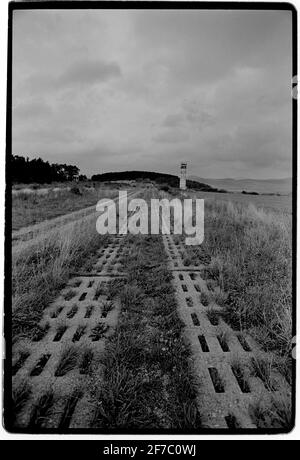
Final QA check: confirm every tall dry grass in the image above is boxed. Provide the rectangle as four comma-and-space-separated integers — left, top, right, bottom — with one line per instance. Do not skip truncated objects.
185, 199, 292, 361
12, 186, 118, 232
12, 213, 108, 342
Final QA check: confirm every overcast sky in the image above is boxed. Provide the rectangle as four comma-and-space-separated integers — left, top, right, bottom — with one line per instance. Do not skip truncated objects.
12, 9, 293, 179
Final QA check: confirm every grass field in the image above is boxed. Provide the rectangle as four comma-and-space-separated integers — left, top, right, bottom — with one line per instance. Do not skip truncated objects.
182, 195, 293, 380
10, 181, 293, 430
12, 212, 110, 342
12, 184, 119, 231
190, 190, 292, 214
11, 185, 138, 342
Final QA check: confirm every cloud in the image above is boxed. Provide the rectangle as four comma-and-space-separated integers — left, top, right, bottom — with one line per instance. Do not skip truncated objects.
213, 122, 291, 167
12, 9, 293, 179
13, 126, 83, 144
162, 113, 184, 128
182, 101, 214, 129
58, 59, 122, 86
134, 10, 292, 87
161, 104, 214, 132
21, 59, 121, 94
21, 74, 57, 93
13, 98, 52, 119
153, 130, 189, 143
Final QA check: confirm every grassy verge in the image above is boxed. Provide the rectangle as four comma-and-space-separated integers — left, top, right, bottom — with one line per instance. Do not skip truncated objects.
182, 198, 292, 375
12, 186, 118, 231
249, 392, 292, 429
91, 234, 201, 432
12, 214, 109, 343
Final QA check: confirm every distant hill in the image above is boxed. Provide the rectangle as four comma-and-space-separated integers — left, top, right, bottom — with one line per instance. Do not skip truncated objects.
92, 170, 223, 192
189, 176, 292, 195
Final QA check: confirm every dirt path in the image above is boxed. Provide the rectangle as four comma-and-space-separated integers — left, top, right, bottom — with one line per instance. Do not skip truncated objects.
12, 235, 126, 431
12, 203, 97, 243
163, 233, 290, 429
12, 190, 137, 256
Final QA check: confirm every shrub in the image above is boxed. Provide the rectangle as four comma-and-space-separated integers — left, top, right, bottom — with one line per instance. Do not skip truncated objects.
70, 185, 82, 195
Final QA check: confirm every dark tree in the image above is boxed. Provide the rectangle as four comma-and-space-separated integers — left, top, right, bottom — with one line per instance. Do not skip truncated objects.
11, 155, 81, 184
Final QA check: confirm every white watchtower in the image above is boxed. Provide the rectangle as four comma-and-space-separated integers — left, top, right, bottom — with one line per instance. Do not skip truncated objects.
179, 162, 187, 190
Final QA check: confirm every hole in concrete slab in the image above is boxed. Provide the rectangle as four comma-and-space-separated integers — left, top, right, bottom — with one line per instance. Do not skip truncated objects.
207, 310, 220, 326
94, 283, 103, 300
67, 305, 78, 319
12, 351, 30, 375
101, 301, 114, 318
194, 284, 201, 292
182, 284, 188, 292
237, 334, 252, 352
189, 273, 196, 280
80, 349, 93, 375
29, 390, 54, 429
79, 292, 87, 301
90, 322, 108, 341
50, 306, 63, 319
191, 312, 200, 326
64, 290, 77, 301
208, 367, 225, 393
225, 414, 241, 429
85, 305, 94, 318
30, 354, 51, 376
206, 279, 217, 292
72, 325, 86, 342
198, 335, 209, 352
88, 280, 94, 288
32, 323, 50, 342
231, 365, 251, 393
53, 325, 67, 342
200, 292, 209, 306
217, 334, 230, 352
179, 274, 184, 280
186, 297, 193, 307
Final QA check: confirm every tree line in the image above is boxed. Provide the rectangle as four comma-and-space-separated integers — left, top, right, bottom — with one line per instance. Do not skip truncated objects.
92, 170, 224, 192
11, 155, 86, 183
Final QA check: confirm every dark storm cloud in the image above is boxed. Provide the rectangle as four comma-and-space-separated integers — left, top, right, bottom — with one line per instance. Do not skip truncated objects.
208, 121, 291, 167
12, 9, 293, 179
134, 10, 292, 85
